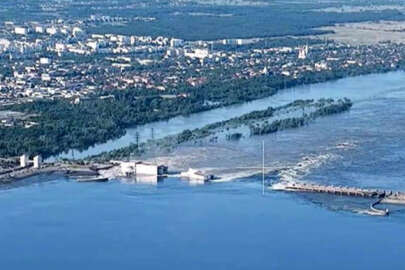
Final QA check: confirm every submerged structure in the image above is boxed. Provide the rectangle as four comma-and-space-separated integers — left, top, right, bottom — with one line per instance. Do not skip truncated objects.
272, 181, 405, 216
180, 168, 214, 182
118, 161, 168, 177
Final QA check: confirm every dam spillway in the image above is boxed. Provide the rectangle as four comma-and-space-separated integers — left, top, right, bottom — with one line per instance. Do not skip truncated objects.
272, 181, 405, 216
276, 182, 387, 198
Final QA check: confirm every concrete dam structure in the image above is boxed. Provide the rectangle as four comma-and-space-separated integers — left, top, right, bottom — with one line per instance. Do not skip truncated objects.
272, 181, 405, 216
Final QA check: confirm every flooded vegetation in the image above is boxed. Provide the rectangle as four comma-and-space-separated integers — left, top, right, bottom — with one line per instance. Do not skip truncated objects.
2, 71, 405, 269
3, 0, 405, 268
90, 98, 352, 161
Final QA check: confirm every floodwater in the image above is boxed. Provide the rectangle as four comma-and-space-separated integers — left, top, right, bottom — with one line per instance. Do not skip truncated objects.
52, 71, 405, 160
3, 71, 405, 269
1, 176, 405, 269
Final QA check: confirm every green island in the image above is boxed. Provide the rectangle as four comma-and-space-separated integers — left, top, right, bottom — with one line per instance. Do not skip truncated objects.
89, 98, 352, 161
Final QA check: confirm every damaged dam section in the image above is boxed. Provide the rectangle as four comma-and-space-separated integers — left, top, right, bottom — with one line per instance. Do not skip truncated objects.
272, 181, 405, 216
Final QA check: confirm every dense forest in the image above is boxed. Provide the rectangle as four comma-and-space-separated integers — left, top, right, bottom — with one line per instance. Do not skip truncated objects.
86, 2, 405, 40
1, 0, 404, 40
0, 92, 210, 158
250, 98, 352, 135
0, 60, 395, 159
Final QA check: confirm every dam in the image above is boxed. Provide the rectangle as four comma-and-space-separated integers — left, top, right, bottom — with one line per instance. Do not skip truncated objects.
272, 181, 405, 216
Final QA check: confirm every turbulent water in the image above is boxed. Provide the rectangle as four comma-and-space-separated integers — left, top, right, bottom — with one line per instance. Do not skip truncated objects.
149, 72, 405, 187
3, 71, 405, 269
52, 71, 405, 160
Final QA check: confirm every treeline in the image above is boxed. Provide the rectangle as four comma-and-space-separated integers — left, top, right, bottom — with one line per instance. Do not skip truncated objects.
250, 98, 352, 135
0, 70, 294, 158
90, 98, 352, 161
86, 4, 405, 40
0, 54, 392, 159
0, 90, 216, 158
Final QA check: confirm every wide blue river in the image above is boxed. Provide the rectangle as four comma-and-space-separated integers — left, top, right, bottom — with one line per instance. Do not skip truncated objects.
2, 71, 405, 269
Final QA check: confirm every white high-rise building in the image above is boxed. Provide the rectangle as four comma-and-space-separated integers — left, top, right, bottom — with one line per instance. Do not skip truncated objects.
185, 48, 209, 59
298, 45, 309, 60
41, 73, 51, 81
55, 43, 65, 52
72, 27, 83, 37
14, 27, 27, 35
170, 38, 183, 48
35, 26, 44, 33
86, 41, 98, 51
40, 57, 50, 65
46, 27, 57, 35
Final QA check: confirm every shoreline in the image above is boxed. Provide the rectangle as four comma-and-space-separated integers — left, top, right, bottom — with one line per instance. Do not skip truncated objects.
48, 69, 404, 161
0, 163, 101, 183
2, 159, 404, 217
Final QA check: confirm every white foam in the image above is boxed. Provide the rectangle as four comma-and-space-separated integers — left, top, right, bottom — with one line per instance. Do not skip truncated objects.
270, 182, 289, 190
334, 141, 357, 150
211, 169, 261, 182
354, 208, 387, 216
278, 153, 339, 183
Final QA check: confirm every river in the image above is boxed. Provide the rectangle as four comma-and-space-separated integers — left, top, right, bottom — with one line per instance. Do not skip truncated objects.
52, 71, 405, 160
3, 71, 405, 269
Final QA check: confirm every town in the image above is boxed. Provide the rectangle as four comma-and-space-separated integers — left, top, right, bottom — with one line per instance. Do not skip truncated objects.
1, 16, 404, 114
3, 0, 405, 267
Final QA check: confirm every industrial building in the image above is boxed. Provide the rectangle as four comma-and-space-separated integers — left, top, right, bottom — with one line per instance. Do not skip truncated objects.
120, 161, 137, 176
119, 161, 167, 177
19, 154, 42, 169
14, 27, 27, 35
170, 38, 184, 47
135, 162, 167, 176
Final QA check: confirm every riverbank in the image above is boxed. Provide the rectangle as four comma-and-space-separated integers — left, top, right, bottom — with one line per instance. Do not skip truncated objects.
2, 70, 405, 217
87, 98, 352, 162
2, 63, 403, 161
0, 163, 102, 184
50, 70, 405, 161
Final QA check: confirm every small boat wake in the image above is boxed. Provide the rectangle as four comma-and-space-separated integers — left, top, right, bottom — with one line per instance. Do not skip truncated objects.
271, 181, 290, 190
